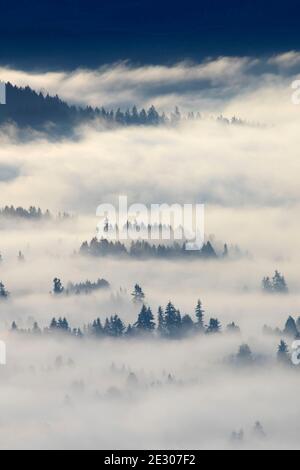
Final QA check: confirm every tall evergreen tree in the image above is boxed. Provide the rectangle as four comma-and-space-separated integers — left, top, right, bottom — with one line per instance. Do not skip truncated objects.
262, 271, 288, 294
272, 271, 288, 294
32, 322, 41, 335
277, 340, 290, 365
105, 315, 125, 337
181, 314, 194, 335
0, 282, 9, 298
134, 305, 155, 333
284, 317, 298, 338
236, 344, 253, 365
92, 318, 103, 337
131, 284, 145, 304
165, 302, 182, 338
195, 300, 205, 330
157, 306, 166, 336
262, 277, 273, 293
50, 318, 58, 330
223, 244, 229, 258
57, 317, 69, 331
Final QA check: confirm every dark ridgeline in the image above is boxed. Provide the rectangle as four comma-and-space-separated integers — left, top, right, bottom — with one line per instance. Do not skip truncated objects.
0, 83, 165, 136
80, 237, 218, 260
0, 83, 250, 137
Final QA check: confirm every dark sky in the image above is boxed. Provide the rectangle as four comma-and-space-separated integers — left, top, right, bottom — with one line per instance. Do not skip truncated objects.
1, 0, 300, 69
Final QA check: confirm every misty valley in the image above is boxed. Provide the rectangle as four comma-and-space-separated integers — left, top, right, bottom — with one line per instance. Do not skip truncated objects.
0, 199, 299, 449
1, 46, 300, 451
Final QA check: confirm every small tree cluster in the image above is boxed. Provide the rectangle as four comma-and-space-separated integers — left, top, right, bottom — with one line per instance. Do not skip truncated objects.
0, 282, 9, 298
262, 271, 288, 294
10, 297, 237, 342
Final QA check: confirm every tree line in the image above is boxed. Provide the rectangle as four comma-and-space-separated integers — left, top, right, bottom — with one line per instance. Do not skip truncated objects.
0, 83, 252, 136
80, 238, 219, 260
10, 297, 241, 340
262, 271, 288, 294
9, 304, 297, 368
0, 205, 72, 221
53, 277, 110, 296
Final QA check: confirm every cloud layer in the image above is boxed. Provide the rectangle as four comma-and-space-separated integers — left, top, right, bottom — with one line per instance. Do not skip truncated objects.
0, 53, 299, 115
0, 53, 300, 449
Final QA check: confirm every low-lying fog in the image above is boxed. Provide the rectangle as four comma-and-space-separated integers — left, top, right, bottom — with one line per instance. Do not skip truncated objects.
0, 55, 300, 450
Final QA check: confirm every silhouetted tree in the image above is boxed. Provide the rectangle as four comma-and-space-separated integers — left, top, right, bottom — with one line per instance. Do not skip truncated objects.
236, 344, 253, 365
272, 271, 288, 294
53, 278, 64, 295
32, 322, 41, 335
283, 317, 298, 338
277, 340, 290, 365
91, 318, 103, 337
223, 243, 229, 258
105, 315, 125, 337
181, 314, 194, 335
134, 305, 155, 333
0, 282, 9, 298
195, 300, 205, 330
206, 318, 221, 334
67, 278, 110, 295
262, 271, 288, 294
164, 302, 182, 338
131, 284, 145, 304
262, 277, 273, 293
253, 421, 266, 439
50, 318, 58, 330
226, 322, 240, 334
157, 307, 166, 336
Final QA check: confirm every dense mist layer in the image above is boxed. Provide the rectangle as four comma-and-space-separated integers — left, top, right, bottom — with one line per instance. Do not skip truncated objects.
0, 54, 299, 450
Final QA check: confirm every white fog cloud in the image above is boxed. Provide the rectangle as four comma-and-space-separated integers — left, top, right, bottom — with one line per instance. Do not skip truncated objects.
0, 53, 299, 450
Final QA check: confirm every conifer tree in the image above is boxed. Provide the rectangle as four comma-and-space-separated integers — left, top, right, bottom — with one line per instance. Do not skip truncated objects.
0, 282, 9, 298
165, 302, 182, 338
272, 271, 288, 294
236, 344, 253, 365
195, 300, 205, 330
262, 277, 273, 293
157, 306, 166, 336
277, 340, 290, 365
206, 318, 221, 334
134, 305, 155, 333
181, 314, 194, 335
284, 317, 298, 338
131, 284, 145, 304
53, 278, 64, 295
